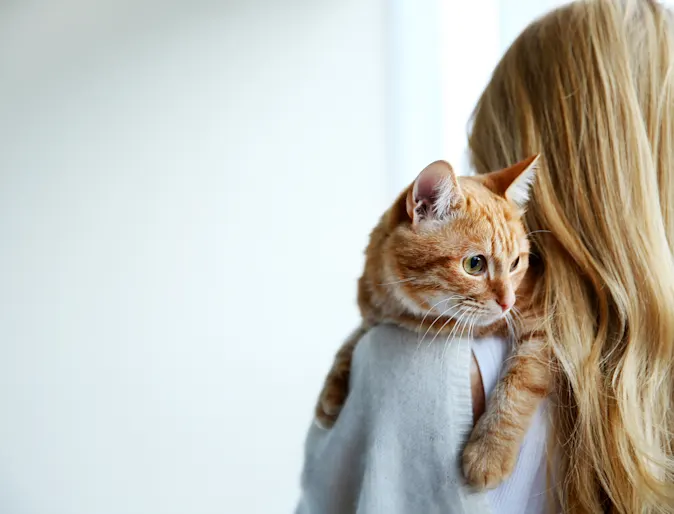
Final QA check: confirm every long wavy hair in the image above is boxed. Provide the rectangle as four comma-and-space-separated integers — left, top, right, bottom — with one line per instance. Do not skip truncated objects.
468, 1, 674, 512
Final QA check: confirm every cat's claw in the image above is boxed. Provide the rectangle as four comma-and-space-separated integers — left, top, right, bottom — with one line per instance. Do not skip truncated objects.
462, 430, 518, 490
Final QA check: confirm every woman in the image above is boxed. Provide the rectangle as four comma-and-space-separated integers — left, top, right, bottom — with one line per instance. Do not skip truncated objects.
297, 1, 674, 512
470, 0, 674, 511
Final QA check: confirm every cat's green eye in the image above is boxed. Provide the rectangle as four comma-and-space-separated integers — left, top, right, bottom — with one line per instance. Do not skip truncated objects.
510, 256, 520, 272
462, 255, 486, 275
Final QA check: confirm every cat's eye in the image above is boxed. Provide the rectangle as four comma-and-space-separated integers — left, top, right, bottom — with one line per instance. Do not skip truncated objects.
462, 255, 486, 275
510, 256, 520, 272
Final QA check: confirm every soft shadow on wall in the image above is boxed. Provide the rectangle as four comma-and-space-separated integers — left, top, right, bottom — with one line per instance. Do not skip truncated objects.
0, 1, 568, 513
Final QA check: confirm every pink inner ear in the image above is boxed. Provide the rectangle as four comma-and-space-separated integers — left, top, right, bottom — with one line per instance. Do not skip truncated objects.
407, 160, 463, 224
414, 164, 448, 203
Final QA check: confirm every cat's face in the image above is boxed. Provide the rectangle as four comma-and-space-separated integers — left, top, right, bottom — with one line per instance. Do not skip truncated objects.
382, 157, 536, 327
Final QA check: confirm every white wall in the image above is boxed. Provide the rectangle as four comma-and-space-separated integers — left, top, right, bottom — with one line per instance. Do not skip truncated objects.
0, 1, 387, 513
387, 0, 501, 191
0, 1, 566, 513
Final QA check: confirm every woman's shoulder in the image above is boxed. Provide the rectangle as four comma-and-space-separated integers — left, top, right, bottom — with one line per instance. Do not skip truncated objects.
353, 323, 432, 368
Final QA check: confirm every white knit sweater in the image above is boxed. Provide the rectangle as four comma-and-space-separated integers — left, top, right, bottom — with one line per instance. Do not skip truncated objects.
295, 324, 549, 514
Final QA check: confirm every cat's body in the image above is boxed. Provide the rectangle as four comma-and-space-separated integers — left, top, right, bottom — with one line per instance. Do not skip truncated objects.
315, 156, 550, 490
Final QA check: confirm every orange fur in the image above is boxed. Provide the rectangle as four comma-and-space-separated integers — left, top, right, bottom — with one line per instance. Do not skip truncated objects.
314, 156, 550, 489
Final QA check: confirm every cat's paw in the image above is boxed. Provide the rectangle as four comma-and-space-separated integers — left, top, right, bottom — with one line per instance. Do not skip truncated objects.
314, 407, 337, 429
313, 384, 346, 429
462, 428, 519, 490
314, 401, 339, 429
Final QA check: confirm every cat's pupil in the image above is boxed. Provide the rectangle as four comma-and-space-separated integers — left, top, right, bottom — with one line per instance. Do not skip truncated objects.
511, 257, 520, 271
471, 257, 481, 268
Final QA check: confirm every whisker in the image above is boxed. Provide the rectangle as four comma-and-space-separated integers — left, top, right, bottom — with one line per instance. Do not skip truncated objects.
456, 311, 472, 359
427, 306, 468, 348
504, 313, 517, 344
417, 312, 445, 349
456, 310, 474, 360
429, 319, 454, 349
419, 303, 463, 346
510, 306, 525, 329
430, 305, 474, 349
417, 295, 466, 344
417, 297, 451, 341
444, 307, 472, 347
446, 310, 476, 362
442, 314, 462, 361
459, 310, 471, 341
525, 229, 551, 237
468, 311, 478, 340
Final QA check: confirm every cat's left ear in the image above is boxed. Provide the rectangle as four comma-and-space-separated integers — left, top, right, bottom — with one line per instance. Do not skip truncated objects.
484, 154, 539, 207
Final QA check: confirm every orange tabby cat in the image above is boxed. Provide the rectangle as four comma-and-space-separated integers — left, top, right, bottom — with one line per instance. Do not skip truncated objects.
314, 155, 550, 490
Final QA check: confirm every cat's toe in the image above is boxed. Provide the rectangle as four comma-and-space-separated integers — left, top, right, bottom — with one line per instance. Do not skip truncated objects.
462, 435, 518, 490
314, 409, 337, 429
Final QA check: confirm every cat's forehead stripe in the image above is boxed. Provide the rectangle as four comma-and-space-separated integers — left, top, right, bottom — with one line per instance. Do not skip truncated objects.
472, 199, 520, 260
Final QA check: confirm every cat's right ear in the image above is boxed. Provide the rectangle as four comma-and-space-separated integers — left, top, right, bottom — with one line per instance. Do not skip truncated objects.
405, 160, 464, 227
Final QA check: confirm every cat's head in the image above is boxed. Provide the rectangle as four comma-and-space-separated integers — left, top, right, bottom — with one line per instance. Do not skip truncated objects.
376, 155, 538, 327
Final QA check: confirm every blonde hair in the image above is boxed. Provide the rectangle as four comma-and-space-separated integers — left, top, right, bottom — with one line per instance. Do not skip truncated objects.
468, 1, 674, 512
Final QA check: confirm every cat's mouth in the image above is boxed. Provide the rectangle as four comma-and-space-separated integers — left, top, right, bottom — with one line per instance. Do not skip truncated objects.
466, 307, 510, 327
424, 297, 510, 328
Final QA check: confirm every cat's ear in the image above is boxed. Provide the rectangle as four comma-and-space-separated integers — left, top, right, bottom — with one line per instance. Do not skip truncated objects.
484, 154, 539, 207
405, 160, 464, 226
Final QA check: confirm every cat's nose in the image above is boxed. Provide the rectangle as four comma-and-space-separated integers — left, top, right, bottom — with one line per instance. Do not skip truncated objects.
499, 297, 514, 312
495, 289, 515, 312
499, 301, 513, 312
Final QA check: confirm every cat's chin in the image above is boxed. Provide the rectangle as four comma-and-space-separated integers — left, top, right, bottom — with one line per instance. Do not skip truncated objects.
473, 312, 508, 327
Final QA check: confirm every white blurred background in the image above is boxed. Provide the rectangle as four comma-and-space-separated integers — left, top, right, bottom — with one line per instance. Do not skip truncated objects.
0, 1, 567, 513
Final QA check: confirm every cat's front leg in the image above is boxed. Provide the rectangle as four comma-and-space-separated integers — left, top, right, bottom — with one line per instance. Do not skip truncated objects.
462, 335, 550, 489
314, 325, 368, 429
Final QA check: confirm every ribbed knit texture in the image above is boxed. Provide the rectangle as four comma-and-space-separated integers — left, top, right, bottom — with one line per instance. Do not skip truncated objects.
296, 324, 492, 514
